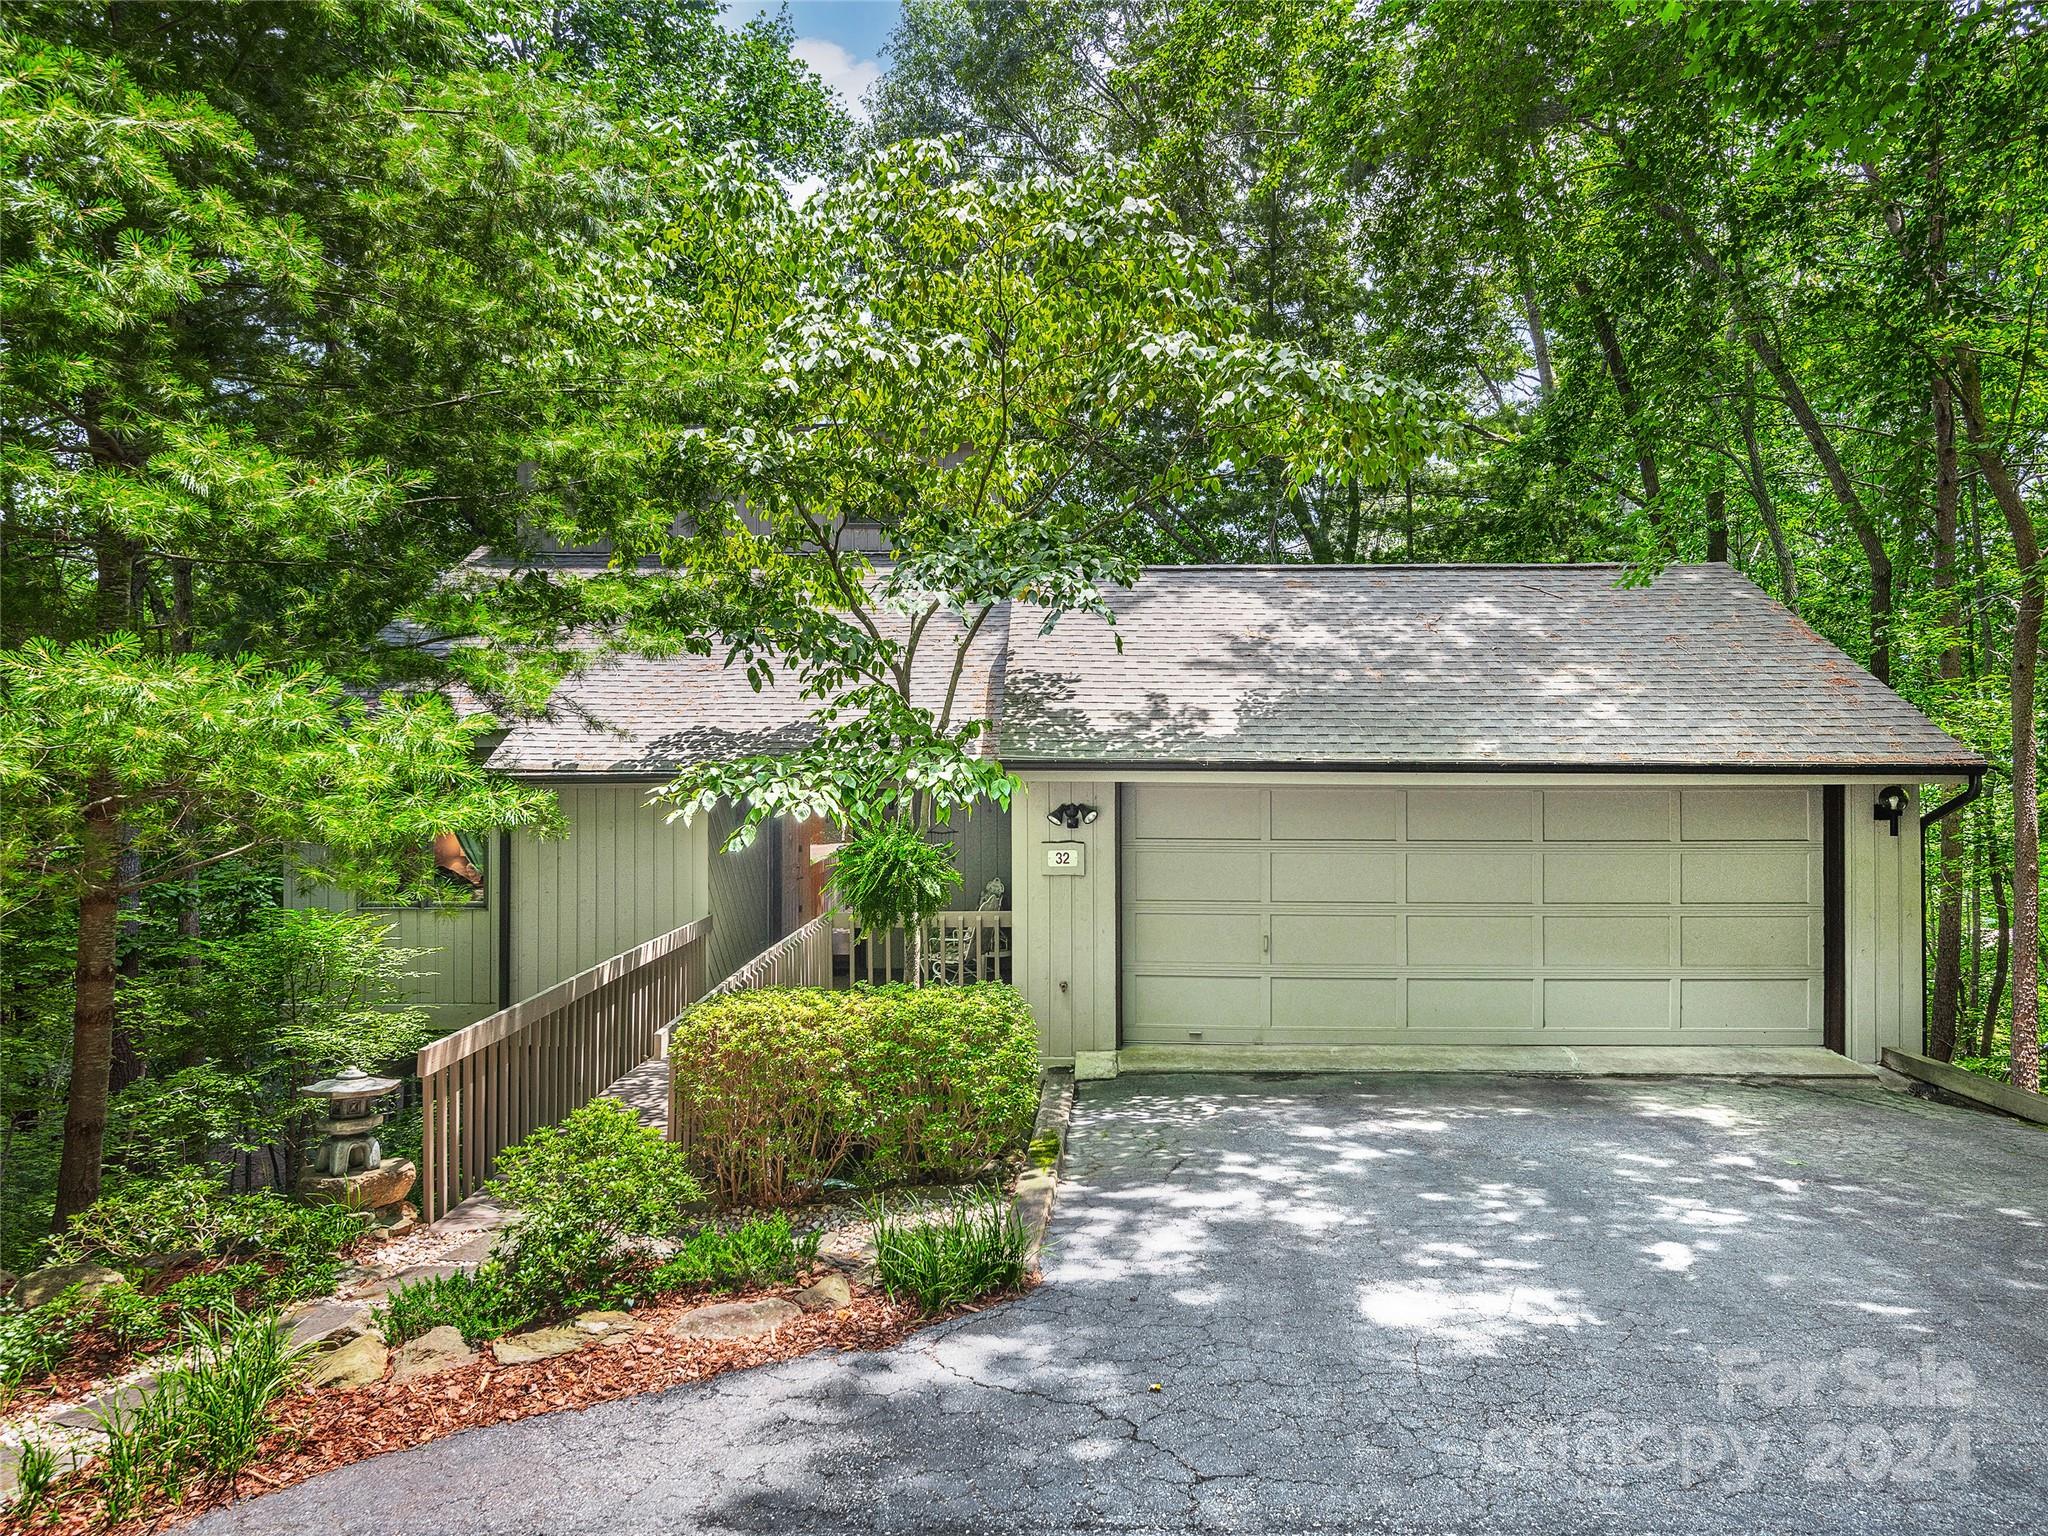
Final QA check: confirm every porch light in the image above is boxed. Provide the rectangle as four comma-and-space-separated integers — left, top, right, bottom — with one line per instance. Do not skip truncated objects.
1873, 785, 1909, 836
1046, 802, 1100, 829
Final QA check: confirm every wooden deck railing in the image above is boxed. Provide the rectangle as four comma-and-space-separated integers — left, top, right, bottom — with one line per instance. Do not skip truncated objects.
668, 911, 835, 1144
857, 910, 1013, 986
416, 915, 711, 1221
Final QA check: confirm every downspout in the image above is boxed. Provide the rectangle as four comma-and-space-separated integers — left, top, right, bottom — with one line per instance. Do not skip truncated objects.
497, 829, 514, 1009
1919, 770, 1985, 1051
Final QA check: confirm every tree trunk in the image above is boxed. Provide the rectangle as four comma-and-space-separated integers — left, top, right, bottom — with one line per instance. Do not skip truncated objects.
1955, 354, 2043, 1090
1648, 199, 1890, 677
1930, 373, 1965, 1059
1738, 354, 1798, 607
2007, 581, 2042, 1092
1983, 860, 2010, 1059
1705, 485, 1728, 564
1573, 278, 1662, 525
55, 789, 122, 1228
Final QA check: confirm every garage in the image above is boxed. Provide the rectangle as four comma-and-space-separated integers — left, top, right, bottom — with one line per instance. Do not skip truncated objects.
997, 565, 1980, 1069
1119, 783, 1826, 1047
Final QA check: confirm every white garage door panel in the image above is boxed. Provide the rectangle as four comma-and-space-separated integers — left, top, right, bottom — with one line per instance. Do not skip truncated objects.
1124, 974, 1264, 1041
1407, 789, 1534, 841
1545, 850, 1673, 903
1122, 785, 1824, 1048
1269, 913, 1399, 967
1544, 790, 1672, 841
1124, 846, 1263, 901
1407, 851, 1534, 904
1125, 910, 1265, 967
1273, 849, 1397, 903
1408, 914, 1535, 967
1680, 978, 1818, 1033
1270, 977, 1399, 1038
1545, 915, 1670, 967
1271, 788, 1398, 841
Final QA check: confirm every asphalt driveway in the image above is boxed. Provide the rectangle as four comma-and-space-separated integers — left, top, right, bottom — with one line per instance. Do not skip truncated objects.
200, 1073, 2048, 1535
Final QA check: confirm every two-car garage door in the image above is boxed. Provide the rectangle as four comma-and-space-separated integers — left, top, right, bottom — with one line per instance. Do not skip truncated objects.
1120, 785, 1825, 1047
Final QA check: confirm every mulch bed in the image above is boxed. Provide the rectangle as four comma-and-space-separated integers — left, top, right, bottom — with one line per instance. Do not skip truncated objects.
5, 1277, 1025, 1536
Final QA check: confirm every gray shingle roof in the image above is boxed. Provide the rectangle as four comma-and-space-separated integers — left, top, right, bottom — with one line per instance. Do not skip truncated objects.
480, 564, 1980, 776
482, 607, 1006, 775
995, 564, 1981, 771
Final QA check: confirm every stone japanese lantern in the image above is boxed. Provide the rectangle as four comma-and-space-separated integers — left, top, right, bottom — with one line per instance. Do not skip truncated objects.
297, 1067, 417, 1229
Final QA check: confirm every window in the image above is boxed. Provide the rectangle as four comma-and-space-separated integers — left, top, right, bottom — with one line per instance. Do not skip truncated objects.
432, 831, 487, 899
365, 833, 487, 909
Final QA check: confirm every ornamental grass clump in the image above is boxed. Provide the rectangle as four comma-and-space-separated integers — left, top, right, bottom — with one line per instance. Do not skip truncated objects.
90, 1306, 308, 1520
669, 983, 1039, 1206
866, 1191, 1032, 1313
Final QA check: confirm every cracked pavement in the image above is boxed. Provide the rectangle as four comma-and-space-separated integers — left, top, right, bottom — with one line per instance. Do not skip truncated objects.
197, 1073, 2048, 1534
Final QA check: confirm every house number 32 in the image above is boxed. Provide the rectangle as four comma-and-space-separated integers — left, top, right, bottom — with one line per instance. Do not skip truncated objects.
1045, 842, 1085, 876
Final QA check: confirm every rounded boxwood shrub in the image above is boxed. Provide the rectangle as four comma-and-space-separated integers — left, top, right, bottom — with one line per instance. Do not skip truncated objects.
669, 983, 1039, 1206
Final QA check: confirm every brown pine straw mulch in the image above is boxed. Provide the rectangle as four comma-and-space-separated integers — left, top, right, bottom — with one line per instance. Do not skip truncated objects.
6, 1277, 1029, 1536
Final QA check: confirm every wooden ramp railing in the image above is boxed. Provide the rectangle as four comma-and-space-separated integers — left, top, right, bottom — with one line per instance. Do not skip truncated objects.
667, 911, 834, 1144
416, 915, 711, 1221
857, 910, 1013, 985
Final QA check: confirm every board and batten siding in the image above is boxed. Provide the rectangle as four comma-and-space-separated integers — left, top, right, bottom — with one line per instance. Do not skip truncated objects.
939, 803, 1014, 908
1011, 779, 1118, 1063
283, 862, 499, 1032
508, 783, 709, 1002
1844, 784, 1923, 1062
706, 800, 779, 984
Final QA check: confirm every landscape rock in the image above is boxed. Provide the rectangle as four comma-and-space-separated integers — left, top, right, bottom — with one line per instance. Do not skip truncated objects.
349, 1261, 471, 1300
574, 1310, 636, 1336
489, 1326, 586, 1366
283, 1299, 373, 1350
52, 1373, 158, 1430
298, 1155, 417, 1213
12, 1262, 129, 1311
303, 1333, 390, 1390
671, 1298, 801, 1343
794, 1274, 853, 1312
389, 1325, 474, 1384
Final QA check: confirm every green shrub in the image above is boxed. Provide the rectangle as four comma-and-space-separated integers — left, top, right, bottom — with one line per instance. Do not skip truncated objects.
488, 1097, 706, 1311
646, 1214, 820, 1295
849, 985, 1040, 1181
155, 1308, 307, 1479
47, 1168, 368, 1276
867, 1192, 1032, 1313
0, 1294, 83, 1399
670, 984, 1039, 1205
374, 1266, 535, 1347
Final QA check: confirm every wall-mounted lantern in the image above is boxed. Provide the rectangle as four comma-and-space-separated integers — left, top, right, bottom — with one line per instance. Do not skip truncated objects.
1873, 785, 1910, 837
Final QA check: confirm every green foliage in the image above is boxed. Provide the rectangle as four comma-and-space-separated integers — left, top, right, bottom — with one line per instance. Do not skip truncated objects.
375, 1267, 537, 1348
831, 822, 964, 939
670, 984, 1040, 1205
90, 1307, 306, 1517
8, 1436, 58, 1520
47, 1169, 367, 1274
488, 1098, 705, 1310
866, 1192, 1033, 1313
0, 1294, 82, 1399
654, 136, 1452, 847
647, 1215, 821, 1295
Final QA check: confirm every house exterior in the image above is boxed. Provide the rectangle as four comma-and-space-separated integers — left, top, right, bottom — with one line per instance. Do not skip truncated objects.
333, 562, 1980, 1068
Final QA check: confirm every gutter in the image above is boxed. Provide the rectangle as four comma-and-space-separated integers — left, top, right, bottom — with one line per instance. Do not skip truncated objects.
1918, 768, 1985, 1053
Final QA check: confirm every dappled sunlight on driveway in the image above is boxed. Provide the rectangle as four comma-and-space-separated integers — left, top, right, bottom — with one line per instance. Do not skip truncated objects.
193, 1071, 2048, 1536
